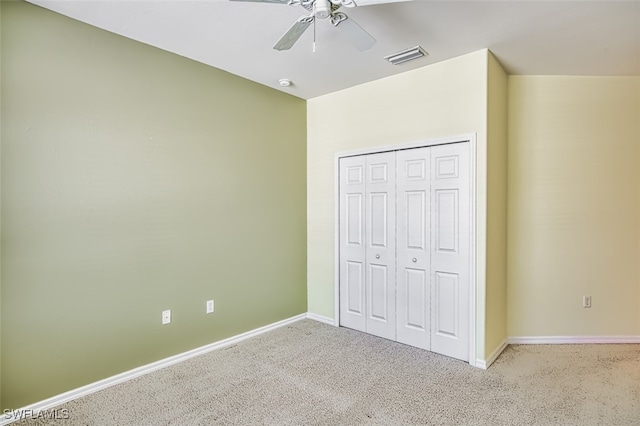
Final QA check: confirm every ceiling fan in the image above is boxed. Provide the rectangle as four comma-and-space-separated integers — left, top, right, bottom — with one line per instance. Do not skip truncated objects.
230, 0, 401, 51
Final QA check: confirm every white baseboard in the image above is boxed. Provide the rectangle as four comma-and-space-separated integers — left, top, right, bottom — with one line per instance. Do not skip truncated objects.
306, 312, 336, 326
475, 337, 509, 370
471, 334, 640, 369
0, 313, 307, 426
509, 335, 640, 345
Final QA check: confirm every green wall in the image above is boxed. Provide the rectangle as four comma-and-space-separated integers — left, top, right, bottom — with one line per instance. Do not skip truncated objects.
1, 1, 307, 410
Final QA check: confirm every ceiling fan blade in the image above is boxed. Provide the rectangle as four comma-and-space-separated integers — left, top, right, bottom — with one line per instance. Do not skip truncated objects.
273, 16, 314, 51
229, 0, 290, 3
331, 0, 411, 7
333, 14, 376, 51
350, 0, 412, 5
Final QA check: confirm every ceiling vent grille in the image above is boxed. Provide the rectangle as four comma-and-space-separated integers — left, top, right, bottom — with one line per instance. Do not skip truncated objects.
384, 46, 428, 65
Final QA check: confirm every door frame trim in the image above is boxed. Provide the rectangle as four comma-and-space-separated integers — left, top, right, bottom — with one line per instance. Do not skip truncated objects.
333, 134, 478, 367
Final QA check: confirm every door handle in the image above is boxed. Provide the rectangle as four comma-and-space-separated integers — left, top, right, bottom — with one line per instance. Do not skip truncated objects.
412, 258, 417, 263
375, 254, 380, 259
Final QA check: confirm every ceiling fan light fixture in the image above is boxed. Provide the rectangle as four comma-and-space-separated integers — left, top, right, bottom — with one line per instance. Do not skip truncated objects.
384, 46, 428, 65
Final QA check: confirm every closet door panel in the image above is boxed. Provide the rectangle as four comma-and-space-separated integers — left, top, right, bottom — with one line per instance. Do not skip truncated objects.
430, 143, 470, 361
396, 147, 431, 350
365, 152, 396, 340
339, 156, 367, 332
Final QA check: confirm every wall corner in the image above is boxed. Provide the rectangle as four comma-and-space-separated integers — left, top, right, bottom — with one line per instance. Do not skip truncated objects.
484, 50, 508, 360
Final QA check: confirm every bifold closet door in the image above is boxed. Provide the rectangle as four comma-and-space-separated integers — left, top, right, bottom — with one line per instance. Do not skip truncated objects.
395, 143, 470, 359
339, 152, 396, 339
339, 143, 470, 362
430, 143, 470, 361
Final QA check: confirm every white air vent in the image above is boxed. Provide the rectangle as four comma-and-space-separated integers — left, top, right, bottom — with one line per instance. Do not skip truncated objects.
384, 46, 428, 65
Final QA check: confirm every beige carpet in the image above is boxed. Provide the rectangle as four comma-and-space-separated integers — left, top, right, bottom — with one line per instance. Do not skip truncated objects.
16, 320, 640, 425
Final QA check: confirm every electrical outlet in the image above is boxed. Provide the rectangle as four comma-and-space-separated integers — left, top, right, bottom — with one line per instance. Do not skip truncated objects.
583, 296, 591, 308
206, 300, 215, 314
162, 309, 171, 324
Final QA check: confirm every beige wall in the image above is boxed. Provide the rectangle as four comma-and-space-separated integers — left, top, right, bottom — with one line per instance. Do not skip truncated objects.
507, 76, 640, 337
307, 50, 491, 360
1, 1, 306, 409
485, 53, 508, 355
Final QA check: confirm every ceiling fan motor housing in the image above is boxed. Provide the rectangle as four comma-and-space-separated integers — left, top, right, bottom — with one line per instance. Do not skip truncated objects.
314, 0, 332, 19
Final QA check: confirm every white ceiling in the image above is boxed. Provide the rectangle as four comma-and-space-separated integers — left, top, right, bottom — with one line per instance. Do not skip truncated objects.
27, 0, 640, 99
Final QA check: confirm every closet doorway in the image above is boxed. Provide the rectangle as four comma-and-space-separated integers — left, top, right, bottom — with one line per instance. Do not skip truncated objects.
336, 138, 475, 362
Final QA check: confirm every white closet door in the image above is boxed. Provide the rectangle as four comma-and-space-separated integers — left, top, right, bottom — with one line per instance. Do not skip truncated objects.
339, 156, 367, 332
430, 143, 470, 361
396, 147, 431, 350
339, 142, 471, 363
364, 152, 396, 340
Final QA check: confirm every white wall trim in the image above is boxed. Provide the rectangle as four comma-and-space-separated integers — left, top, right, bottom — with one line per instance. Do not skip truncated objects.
334, 134, 480, 368
509, 335, 640, 345
467, 134, 478, 367
335, 134, 478, 158
306, 312, 336, 326
469, 334, 640, 370
0, 314, 307, 426
476, 338, 509, 370
333, 147, 344, 329
475, 359, 488, 369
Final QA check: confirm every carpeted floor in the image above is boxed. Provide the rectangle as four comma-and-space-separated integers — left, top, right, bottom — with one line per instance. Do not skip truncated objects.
15, 320, 640, 425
